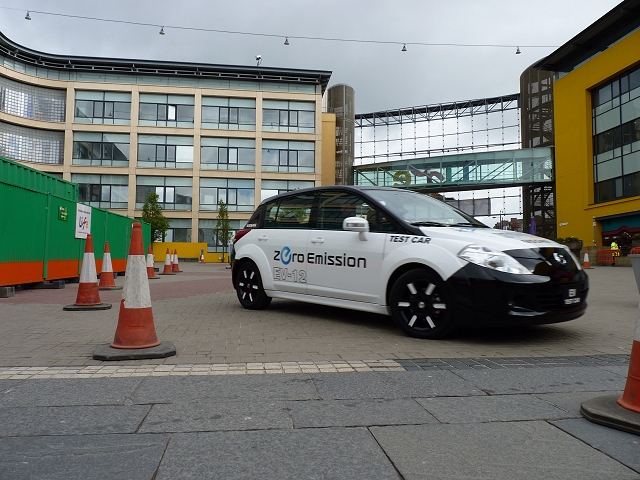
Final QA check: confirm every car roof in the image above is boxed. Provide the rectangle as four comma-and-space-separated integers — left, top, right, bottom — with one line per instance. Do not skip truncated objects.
257, 185, 412, 207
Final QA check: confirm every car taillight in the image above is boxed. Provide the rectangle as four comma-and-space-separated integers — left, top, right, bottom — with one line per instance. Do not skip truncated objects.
233, 229, 251, 245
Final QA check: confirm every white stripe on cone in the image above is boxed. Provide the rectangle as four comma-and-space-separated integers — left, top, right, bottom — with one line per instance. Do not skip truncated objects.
123, 255, 152, 309
103, 251, 114, 274
146, 252, 155, 269
80, 252, 98, 283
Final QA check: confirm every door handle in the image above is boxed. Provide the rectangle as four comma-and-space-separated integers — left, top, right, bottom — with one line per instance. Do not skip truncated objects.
258, 235, 268, 241
311, 237, 324, 244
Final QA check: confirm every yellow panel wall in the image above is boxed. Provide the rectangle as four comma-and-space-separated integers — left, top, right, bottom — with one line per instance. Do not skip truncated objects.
321, 112, 337, 186
554, 29, 640, 246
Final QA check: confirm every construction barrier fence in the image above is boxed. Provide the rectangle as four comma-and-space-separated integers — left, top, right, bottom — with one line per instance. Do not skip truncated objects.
0, 156, 150, 287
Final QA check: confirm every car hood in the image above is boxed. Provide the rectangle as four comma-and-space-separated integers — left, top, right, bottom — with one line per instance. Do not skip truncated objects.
419, 226, 560, 252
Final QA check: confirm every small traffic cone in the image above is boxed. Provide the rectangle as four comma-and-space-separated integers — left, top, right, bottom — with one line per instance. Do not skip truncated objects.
160, 248, 175, 275
581, 301, 640, 434
93, 222, 176, 360
199, 251, 205, 263
147, 245, 160, 280
64, 234, 112, 311
172, 249, 183, 273
582, 248, 592, 269
99, 241, 122, 290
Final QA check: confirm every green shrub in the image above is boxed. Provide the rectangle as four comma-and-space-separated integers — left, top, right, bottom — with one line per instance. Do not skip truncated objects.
555, 237, 564, 243
564, 236, 581, 243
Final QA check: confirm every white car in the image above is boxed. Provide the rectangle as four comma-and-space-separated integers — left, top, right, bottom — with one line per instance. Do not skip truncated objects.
231, 186, 588, 339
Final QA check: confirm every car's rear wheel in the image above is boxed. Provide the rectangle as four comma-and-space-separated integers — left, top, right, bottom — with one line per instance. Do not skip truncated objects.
235, 260, 271, 309
389, 268, 455, 339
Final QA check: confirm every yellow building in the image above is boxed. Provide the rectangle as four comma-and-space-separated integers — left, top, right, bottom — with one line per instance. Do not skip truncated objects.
529, 1, 640, 251
0, 31, 336, 253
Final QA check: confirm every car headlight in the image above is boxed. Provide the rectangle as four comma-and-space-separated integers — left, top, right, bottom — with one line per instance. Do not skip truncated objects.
458, 245, 532, 275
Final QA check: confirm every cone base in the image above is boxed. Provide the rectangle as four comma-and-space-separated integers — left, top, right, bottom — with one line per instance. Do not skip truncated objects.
160, 272, 176, 275
581, 394, 640, 436
93, 341, 176, 361
148, 276, 161, 280
63, 303, 112, 311
99, 286, 123, 291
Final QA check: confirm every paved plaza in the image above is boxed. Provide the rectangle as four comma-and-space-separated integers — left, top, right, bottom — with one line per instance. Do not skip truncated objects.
0, 263, 639, 478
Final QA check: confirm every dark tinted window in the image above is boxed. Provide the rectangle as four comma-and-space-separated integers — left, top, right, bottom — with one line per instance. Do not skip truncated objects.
317, 191, 397, 233
264, 194, 314, 229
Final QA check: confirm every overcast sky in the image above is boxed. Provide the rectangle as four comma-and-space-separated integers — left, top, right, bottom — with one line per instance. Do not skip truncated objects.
0, 0, 623, 113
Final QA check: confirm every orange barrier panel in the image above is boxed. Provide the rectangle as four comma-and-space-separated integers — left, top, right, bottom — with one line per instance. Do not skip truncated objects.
597, 249, 617, 265
630, 247, 640, 255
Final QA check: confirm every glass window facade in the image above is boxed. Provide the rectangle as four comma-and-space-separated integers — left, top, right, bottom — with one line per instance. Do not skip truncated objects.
198, 219, 245, 253
260, 179, 315, 202
199, 178, 255, 212
201, 137, 255, 171
72, 174, 128, 209
163, 218, 192, 242
72, 132, 130, 166
0, 76, 66, 122
592, 65, 640, 203
201, 97, 256, 130
262, 100, 315, 133
0, 121, 64, 164
138, 135, 193, 169
136, 176, 192, 210
139, 94, 194, 127
262, 140, 315, 172
74, 91, 131, 125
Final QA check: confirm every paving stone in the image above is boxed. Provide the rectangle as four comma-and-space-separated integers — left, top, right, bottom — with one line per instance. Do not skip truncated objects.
534, 390, 623, 416
0, 405, 150, 436
0, 378, 143, 407
132, 374, 320, 404
455, 366, 627, 395
0, 434, 169, 480
310, 371, 484, 399
370, 421, 638, 480
139, 400, 292, 433
552, 418, 640, 474
416, 394, 571, 423
156, 429, 401, 480
289, 398, 438, 428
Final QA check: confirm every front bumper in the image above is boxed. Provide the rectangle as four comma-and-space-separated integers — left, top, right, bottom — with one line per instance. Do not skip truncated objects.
446, 262, 589, 327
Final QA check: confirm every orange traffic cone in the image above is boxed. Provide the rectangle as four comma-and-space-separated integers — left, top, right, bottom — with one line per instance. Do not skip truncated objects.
99, 241, 122, 290
160, 248, 175, 275
110, 222, 161, 349
618, 319, 640, 414
172, 249, 183, 273
199, 251, 205, 263
147, 245, 160, 279
581, 302, 640, 434
64, 234, 112, 311
582, 248, 592, 269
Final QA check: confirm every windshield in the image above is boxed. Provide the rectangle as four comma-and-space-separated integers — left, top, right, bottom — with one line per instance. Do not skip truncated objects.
364, 189, 486, 227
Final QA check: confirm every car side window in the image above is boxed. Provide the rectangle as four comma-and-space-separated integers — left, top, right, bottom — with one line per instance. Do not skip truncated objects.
316, 191, 396, 233
268, 194, 315, 229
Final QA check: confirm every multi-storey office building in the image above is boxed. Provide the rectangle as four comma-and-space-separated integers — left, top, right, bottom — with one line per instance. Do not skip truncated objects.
523, 0, 640, 249
0, 31, 335, 252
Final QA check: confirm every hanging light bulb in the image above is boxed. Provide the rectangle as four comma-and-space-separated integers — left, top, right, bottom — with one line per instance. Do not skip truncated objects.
402, 44, 407, 52
25, 11, 31, 20
159, 26, 165, 35
284, 37, 289, 45
515, 47, 521, 54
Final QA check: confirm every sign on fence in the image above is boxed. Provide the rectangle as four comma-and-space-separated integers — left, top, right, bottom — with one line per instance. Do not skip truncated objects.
75, 204, 92, 239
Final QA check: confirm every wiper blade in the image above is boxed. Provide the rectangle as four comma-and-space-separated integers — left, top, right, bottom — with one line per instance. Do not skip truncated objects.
449, 222, 487, 227
410, 221, 447, 227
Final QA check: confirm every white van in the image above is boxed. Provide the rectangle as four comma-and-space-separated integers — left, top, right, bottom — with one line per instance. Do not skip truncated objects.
231, 186, 588, 339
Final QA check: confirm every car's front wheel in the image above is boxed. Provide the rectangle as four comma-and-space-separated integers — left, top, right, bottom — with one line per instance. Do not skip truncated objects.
389, 268, 455, 339
235, 260, 272, 310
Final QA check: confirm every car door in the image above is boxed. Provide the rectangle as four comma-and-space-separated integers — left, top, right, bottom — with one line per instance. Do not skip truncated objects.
257, 192, 313, 294
305, 190, 390, 304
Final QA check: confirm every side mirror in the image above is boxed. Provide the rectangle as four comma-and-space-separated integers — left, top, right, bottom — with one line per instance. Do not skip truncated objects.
343, 216, 369, 241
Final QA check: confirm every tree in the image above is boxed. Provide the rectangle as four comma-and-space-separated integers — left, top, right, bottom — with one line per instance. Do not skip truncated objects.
213, 199, 232, 260
141, 192, 170, 242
